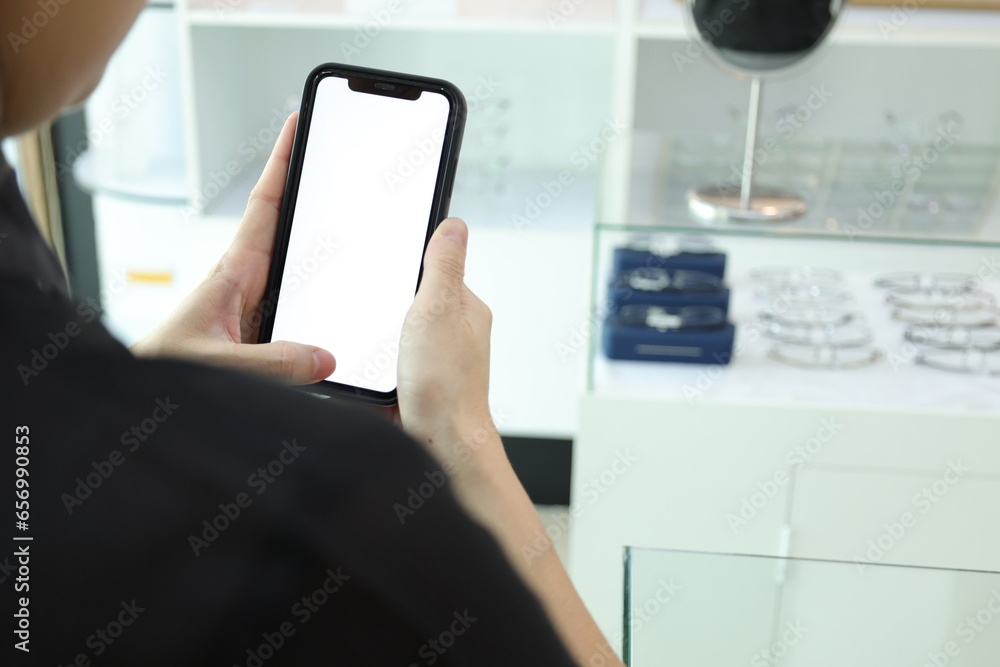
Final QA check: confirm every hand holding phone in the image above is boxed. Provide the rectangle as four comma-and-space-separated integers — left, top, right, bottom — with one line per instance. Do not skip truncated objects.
131, 113, 336, 385
258, 64, 467, 405
395, 216, 494, 443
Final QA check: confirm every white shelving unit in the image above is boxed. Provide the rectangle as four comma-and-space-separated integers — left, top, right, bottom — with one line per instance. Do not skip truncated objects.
153, 0, 1000, 439
562, 3, 1000, 646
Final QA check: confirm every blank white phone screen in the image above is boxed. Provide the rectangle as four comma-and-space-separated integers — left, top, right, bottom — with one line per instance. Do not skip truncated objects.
270, 75, 451, 394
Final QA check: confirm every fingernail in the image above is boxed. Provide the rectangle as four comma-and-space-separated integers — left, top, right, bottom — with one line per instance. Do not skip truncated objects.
439, 219, 467, 248
311, 349, 324, 379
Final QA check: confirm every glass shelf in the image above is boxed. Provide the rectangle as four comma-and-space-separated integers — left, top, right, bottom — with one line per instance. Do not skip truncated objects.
626, 131, 1000, 249
624, 547, 1000, 667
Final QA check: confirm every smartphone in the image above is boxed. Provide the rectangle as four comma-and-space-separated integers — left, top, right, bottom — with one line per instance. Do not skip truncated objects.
258, 64, 466, 405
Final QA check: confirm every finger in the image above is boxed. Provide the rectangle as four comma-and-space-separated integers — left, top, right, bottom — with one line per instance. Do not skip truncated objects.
232, 112, 299, 257
416, 217, 468, 303
219, 340, 336, 385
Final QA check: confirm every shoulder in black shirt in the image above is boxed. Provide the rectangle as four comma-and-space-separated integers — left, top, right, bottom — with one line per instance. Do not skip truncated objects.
0, 150, 575, 665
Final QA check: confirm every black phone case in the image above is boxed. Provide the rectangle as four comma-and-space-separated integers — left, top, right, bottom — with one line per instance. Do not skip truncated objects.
257, 63, 467, 406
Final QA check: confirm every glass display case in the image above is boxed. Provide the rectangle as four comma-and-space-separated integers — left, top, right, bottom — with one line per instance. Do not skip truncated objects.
627, 134, 1000, 243
573, 167, 1000, 641
586, 192, 1000, 411
624, 547, 1000, 666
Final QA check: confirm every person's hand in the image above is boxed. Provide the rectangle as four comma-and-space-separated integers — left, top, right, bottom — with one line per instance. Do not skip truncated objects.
131, 113, 336, 384
395, 219, 625, 667
395, 217, 502, 471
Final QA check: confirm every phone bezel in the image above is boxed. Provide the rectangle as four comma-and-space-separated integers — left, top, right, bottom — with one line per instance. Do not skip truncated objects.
257, 63, 467, 406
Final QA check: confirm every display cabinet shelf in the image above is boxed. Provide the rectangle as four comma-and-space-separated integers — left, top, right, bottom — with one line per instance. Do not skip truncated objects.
183, 0, 617, 32
586, 223, 1000, 410
625, 134, 1000, 247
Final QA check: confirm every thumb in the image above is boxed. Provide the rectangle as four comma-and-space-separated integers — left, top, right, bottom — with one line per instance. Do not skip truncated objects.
220, 340, 336, 385
417, 217, 468, 301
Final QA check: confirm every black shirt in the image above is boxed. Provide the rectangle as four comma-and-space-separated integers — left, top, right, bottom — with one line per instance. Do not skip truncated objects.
0, 151, 576, 666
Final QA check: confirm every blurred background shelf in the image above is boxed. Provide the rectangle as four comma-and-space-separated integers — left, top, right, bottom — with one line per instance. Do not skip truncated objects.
73, 0, 1000, 444
185, 0, 617, 30
626, 135, 1000, 246
185, 11, 616, 33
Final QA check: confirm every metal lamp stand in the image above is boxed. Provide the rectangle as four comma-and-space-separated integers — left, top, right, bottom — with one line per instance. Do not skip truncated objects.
687, 77, 807, 223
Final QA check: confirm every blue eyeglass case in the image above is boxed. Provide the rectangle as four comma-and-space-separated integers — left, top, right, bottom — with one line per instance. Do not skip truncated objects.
613, 247, 727, 280
609, 268, 731, 313
602, 305, 735, 365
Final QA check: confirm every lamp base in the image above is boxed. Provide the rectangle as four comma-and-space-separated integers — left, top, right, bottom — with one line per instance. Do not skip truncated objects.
687, 184, 807, 223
